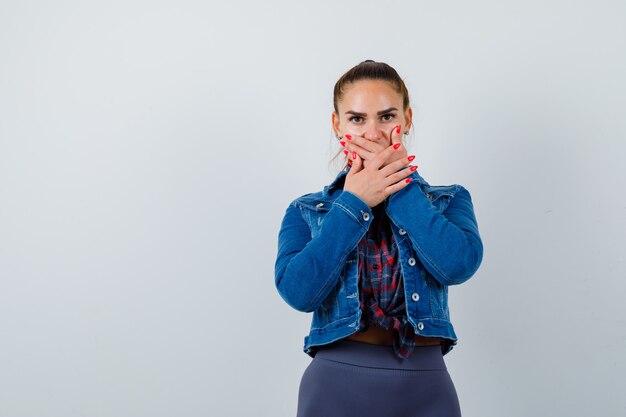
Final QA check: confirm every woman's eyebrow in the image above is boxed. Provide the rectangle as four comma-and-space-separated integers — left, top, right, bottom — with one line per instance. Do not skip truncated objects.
345, 107, 398, 117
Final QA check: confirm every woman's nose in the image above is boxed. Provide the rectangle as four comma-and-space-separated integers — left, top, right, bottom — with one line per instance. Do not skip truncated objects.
363, 122, 383, 141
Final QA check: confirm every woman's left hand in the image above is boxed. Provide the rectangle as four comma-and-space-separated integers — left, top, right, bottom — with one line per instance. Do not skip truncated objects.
342, 125, 410, 170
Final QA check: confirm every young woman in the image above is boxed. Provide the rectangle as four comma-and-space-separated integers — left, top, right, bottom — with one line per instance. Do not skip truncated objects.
274, 60, 484, 417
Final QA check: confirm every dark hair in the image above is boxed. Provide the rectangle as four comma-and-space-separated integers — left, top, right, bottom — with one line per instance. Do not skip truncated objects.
333, 60, 410, 114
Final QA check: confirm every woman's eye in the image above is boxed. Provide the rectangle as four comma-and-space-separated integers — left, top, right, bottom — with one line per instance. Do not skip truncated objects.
381, 114, 395, 121
349, 116, 363, 123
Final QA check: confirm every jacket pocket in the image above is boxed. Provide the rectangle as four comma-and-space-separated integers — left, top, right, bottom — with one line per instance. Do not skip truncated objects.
423, 268, 449, 319
422, 184, 459, 213
300, 200, 331, 239
320, 272, 351, 317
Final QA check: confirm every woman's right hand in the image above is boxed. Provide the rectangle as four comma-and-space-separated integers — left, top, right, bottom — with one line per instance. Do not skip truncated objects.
343, 144, 416, 208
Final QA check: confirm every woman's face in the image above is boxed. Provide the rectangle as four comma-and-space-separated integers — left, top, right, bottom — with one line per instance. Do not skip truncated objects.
332, 79, 412, 149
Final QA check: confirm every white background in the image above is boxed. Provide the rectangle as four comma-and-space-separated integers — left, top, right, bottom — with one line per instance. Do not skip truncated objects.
1, 1, 625, 416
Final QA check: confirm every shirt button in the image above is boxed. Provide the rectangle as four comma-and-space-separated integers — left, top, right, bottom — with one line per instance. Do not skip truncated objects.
362, 211, 370, 221
316, 202, 324, 208
417, 322, 424, 330
398, 228, 407, 235
411, 292, 419, 302
408, 257, 416, 266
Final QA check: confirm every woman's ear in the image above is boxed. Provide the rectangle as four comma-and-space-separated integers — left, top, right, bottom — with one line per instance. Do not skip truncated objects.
404, 107, 413, 133
332, 111, 342, 139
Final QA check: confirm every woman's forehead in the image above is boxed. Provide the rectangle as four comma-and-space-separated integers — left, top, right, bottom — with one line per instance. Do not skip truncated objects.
339, 81, 403, 111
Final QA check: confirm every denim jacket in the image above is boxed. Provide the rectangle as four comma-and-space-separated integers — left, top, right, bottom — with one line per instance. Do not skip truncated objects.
274, 166, 483, 358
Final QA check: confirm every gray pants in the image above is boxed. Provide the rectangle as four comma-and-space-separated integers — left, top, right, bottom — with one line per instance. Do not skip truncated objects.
296, 339, 462, 417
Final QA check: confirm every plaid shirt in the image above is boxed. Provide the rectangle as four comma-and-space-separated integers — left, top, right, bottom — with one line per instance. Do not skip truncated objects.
355, 204, 418, 359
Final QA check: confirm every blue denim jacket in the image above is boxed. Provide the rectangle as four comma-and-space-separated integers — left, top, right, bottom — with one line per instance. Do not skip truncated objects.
274, 166, 483, 358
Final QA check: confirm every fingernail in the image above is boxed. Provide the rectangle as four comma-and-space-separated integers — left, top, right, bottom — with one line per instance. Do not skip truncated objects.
352, 151, 356, 159
393, 143, 401, 150
408, 155, 415, 162
348, 160, 352, 166
343, 150, 349, 156
396, 126, 401, 134
345, 134, 352, 140
410, 165, 418, 171
405, 178, 412, 184
340, 141, 346, 147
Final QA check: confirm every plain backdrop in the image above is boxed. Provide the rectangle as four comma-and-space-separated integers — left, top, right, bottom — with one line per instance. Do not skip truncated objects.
1, 1, 625, 416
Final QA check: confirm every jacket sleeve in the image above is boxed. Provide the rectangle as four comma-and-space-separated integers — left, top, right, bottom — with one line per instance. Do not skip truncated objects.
385, 174, 483, 286
274, 190, 372, 312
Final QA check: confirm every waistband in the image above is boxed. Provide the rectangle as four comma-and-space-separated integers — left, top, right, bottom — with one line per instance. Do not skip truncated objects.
314, 339, 447, 370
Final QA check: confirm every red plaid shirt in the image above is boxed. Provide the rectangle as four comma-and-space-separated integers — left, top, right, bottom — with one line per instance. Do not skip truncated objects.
355, 203, 418, 359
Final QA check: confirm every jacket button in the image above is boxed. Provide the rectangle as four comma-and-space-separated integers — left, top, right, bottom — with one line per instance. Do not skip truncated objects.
417, 322, 424, 330
408, 257, 416, 266
316, 202, 324, 208
362, 211, 370, 221
411, 292, 419, 302
398, 228, 407, 235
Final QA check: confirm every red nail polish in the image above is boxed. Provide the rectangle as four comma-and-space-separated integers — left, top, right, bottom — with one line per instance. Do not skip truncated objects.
343, 150, 349, 156
408, 155, 415, 162
340, 141, 346, 147
405, 178, 412, 184
410, 165, 418, 171
396, 126, 401, 134
348, 160, 352, 166
345, 134, 352, 140
352, 151, 356, 159
393, 143, 401, 149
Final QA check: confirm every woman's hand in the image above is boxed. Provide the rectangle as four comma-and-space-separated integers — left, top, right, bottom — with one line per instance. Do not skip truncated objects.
342, 125, 409, 170
343, 143, 417, 208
